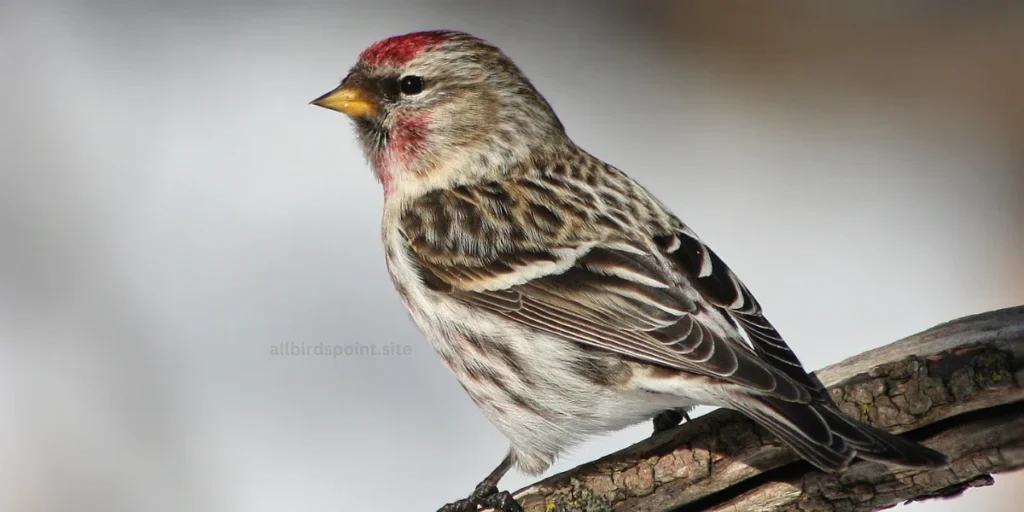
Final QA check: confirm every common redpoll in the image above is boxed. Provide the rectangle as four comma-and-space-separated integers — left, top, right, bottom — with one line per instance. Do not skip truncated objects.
312, 30, 947, 512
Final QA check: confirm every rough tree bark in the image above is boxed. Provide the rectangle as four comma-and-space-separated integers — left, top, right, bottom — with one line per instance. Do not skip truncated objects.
494, 305, 1024, 512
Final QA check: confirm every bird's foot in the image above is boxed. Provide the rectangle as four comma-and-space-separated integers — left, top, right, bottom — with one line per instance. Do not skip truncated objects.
478, 489, 521, 512
652, 408, 692, 434
436, 481, 522, 512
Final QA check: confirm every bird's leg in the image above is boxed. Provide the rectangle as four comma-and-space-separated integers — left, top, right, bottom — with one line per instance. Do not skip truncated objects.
652, 408, 692, 434
437, 453, 521, 512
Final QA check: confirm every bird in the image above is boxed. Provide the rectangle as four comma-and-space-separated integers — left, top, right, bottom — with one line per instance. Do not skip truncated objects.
311, 30, 948, 512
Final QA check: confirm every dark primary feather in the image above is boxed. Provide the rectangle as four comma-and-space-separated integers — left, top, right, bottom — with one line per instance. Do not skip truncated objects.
654, 225, 945, 469
656, 228, 830, 400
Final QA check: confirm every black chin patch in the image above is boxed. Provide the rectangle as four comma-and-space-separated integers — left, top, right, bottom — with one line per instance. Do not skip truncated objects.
355, 117, 389, 153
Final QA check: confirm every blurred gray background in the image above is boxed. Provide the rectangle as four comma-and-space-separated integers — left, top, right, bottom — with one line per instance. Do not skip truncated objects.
2, 1, 1022, 511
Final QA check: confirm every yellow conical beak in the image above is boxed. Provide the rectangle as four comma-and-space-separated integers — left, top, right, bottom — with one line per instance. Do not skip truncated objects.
311, 84, 379, 118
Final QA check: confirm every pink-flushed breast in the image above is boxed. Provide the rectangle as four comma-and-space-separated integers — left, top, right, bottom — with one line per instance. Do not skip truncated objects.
358, 31, 451, 67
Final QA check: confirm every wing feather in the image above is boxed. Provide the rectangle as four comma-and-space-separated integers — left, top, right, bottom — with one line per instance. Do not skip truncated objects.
399, 180, 821, 403
657, 228, 829, 398
408, 239, 808, 401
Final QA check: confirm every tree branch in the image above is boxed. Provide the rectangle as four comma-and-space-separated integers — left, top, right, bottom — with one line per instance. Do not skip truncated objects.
500, 306, 1024, 512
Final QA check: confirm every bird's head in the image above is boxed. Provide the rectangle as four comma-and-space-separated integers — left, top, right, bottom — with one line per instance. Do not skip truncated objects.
313, 31, 567, 197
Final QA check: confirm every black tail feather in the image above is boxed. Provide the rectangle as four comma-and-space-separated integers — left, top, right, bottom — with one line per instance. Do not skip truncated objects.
740, 401, 853, 470
732, 395, 949, 472
817, 405, 949, 467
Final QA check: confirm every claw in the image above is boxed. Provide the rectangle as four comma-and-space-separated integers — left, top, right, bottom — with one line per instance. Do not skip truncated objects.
436, 488, 521, 512
481, 491, 522, 512
652, 408, 692, 434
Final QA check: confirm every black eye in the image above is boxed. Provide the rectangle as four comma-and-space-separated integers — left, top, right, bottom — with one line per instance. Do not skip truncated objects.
399, 75, 425, 95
